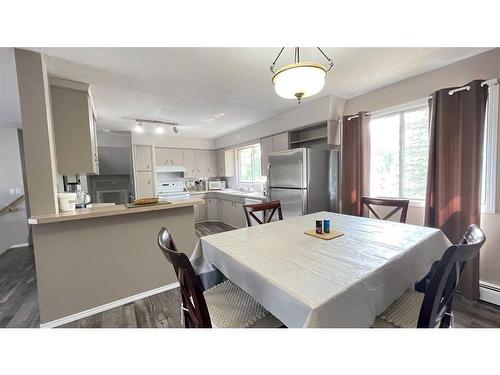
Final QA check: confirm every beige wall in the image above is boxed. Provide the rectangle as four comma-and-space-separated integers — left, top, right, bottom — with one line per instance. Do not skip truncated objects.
344, 48, 500, 286
14, 49, 59, 215
0, 129, 28, 253
215, 94, 346, 149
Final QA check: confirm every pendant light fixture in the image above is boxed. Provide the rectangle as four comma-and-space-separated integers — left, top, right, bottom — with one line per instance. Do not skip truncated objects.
270, 47, 334, 103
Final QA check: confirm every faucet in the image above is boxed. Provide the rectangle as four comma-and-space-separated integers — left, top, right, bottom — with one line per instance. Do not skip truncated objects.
239, 185, 254, 193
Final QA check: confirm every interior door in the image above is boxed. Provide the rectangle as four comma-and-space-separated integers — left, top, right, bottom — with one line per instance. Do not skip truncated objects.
268, 148, 306, 188
269, 188, 306, 218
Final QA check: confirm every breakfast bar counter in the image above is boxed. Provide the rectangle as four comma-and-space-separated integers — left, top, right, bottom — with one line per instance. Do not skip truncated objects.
30, 199, 201, 326
28, 198, 203, 224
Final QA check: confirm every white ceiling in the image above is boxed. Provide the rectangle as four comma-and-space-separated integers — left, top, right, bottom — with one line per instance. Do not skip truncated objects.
1, 47, 492, 137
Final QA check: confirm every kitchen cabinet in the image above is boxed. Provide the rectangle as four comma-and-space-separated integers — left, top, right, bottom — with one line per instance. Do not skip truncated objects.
206, 151, 218, 177
260, 136, 274, 177
135, 145, 153, 171
183, 150, 196, 178
194, 198, 208, 222
135, 171, 154, 198
260, 132, 289, 176
273, 132, 289, 152
195, 150, 207, 177
155, 147, 183, 166
184, 150, 207, 178
217, 198, 246, 228
50, 78, 99, 175
216, 149, 235, 177
207, 198, 218, 220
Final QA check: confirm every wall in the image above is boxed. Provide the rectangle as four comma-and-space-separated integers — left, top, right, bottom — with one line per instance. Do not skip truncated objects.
344, 47, 500, 287
14, 48, 60, 215
215, 94, 346, 149
0, 129, 28, 253
131, 132, 216, 150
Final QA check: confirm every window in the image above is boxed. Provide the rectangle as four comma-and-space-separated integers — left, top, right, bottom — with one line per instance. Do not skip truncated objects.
237, 144, 266, 183
370, 103, 429, 201
481, 80, 499, 214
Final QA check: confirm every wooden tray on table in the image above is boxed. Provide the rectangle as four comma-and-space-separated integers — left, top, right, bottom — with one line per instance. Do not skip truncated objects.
304, 229, 344, 240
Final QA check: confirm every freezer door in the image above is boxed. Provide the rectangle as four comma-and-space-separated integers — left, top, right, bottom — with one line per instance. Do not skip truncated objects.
268, 148, 307, 188
269, 188, 306, 218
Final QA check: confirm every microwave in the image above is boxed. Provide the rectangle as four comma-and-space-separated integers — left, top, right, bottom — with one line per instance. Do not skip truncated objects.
208, 181, 226, 190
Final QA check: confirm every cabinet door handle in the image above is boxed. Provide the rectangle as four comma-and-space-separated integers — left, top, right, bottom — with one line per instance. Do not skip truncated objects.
147, 179, 151, 185
146, 164, 150, 169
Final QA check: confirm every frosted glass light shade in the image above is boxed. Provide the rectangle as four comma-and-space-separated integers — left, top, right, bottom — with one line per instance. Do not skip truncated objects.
272, 62, 327, 100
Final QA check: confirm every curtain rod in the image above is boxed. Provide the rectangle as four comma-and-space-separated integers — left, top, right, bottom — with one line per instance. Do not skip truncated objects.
346, 79, 498, 121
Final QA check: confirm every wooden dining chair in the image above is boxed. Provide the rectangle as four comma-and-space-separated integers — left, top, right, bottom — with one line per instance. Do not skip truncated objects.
361, 196, 410, 223
243, 200, 283, 227
373, 224, 486, 328
157, 227, 283, 328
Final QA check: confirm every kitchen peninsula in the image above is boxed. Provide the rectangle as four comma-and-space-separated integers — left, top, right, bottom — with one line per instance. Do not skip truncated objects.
29, 198, 202, 326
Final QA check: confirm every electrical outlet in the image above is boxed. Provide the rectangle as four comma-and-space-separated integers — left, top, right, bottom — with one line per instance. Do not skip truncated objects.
9, 188, 15, 195
15, 188, 22, 194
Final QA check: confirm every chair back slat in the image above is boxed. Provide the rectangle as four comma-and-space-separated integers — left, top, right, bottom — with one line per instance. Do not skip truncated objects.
243, 200, 283, 227
417, 224, 486, 328
157, 227, 212, 328
361, 196, 410, 223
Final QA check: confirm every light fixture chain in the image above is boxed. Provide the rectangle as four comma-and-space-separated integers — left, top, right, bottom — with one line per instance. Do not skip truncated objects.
270, 47, 285, 74
317, 47, 334, 71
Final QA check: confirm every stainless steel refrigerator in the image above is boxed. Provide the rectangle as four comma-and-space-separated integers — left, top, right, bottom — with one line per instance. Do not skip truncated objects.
268, 148, 339, 218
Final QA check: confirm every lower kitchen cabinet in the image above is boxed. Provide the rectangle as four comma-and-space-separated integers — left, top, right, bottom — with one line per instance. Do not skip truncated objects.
217, 198, 246, 228
135, 171, 154, 198
194, 198, 208, 222
207, 198, 218, 220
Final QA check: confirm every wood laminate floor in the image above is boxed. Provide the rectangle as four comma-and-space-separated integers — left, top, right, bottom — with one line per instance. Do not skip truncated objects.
1, 221, 500, 328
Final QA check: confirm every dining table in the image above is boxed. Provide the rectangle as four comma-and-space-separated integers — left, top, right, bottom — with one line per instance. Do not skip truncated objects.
190, 211, 451, 328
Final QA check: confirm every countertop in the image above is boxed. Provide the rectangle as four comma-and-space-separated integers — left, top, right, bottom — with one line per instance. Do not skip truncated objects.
28, 198, 203, 225
189, 189, 267, 200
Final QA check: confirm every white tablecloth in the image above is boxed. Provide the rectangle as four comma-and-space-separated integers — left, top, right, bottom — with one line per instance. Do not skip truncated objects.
191, 212, 451, 328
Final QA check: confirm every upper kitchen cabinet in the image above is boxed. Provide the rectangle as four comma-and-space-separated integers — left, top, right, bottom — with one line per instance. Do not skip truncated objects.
134, 145, 153, 171
50, 78, 99, 175
260, 132, 289, 176
206, 150, 217, 177
273, 132, 289, 152
216, 149, 235, 177
183, 149, 207, 178
154, 147, 184, 166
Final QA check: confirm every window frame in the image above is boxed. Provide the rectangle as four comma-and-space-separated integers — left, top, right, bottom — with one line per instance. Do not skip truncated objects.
481, 79, 499, 214
369, 99, 430, 205
236, 143, 264, 184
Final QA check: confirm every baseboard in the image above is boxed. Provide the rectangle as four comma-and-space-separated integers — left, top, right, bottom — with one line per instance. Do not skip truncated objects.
0, 242, 30, 256
9, 242, 30, 249
40, 282, 179, 328
479, 281, 500, 306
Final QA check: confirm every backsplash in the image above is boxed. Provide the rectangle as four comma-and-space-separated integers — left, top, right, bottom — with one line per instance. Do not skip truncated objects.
226, 176, 266, 193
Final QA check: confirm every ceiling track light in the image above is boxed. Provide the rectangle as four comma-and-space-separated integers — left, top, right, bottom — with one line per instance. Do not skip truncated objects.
134, 121, 144, 133
134, 119, 179, 134
270, 47, 334, 103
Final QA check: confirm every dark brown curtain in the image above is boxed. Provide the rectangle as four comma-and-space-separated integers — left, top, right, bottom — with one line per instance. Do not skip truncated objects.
425, 79, 488, 300
341, 112, 371, 216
